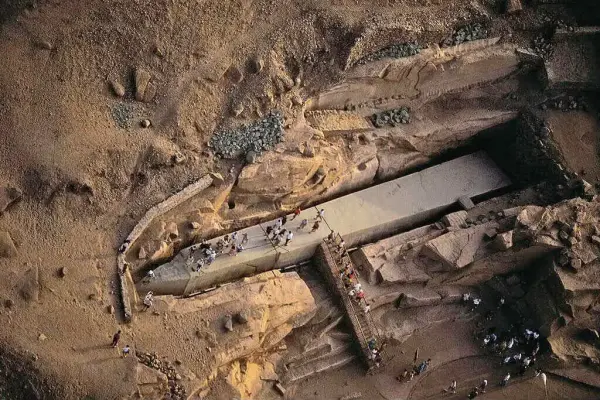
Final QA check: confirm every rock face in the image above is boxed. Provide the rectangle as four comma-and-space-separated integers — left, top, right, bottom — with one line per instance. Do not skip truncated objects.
158, 271, 315, 366
135, 363, 169, 399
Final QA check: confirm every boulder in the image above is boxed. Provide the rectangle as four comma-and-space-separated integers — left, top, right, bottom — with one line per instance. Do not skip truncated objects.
163, 222, 179, 241
236, 310, 249, 324
20, 266, 40, 302
441, 211, 468, 228
505, 0, 522, 13
224, 314, 234, 332
209, 172, 225, 186
493, 231, 514, 251
422, 224, 496, 269
303, 143, 315, 158
134, 68, 152, 101
248, 57, 264, 74
109, 79, 125, 97
246, 151, 258, 164
457, 195, 475, 211
225, 65, 244, 84
0, 231, 17, 258
0, 186, 22, 213
397, 290, 442, 308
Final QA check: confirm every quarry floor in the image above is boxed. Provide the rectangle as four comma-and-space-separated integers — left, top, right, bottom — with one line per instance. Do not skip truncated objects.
291, 317, 600, 400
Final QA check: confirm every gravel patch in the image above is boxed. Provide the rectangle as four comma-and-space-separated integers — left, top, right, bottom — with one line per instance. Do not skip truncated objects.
355, 42, 422, 65
209, 110, 284, 158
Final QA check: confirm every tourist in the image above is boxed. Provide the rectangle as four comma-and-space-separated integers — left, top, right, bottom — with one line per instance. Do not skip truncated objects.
282, 215, 288, 226
374, 351, 382, 367
207, 250, 216, 264
275, 218, 283, 229
353, 282, 362, 292
111, 330, 121, 348
122, 345, 131, 358
231, 231, 238, 242
462, 292, 471, 303
471, 297, 481, 311
310, 221, 320, 233
498, 297, 505, 309
118, 239, 130, 254
513, 352, 522, 362
444, 380, 457, 394
228, 245, 237, 256
468, 387, 479, 399
194, 258, 205, 271
397, 369, 409, 382
507, 337, 515, 350
291, 207, 301, 220
362, 302, 371, 313
315, 208, 325, 221
142, 291, 153, 311
241, 233, 249, 245
502, 355, 512, 365
216, 238, 226, 253
408, 370, 415, 381
285, 231, 293, 246
274, 231, 283, 245
199, 239, 211, 250
355, 290, 365, 302
223, 234, 230, 245
265, 225, 273, 237
146, 269, 155, 281
416, 359, 431, 374
327, 231, 335, 242
236, 243, 244, 254
367, 338, 377, 350
500, 372, 510, 387
298, 218, 308, 231
271, 227, 281, 240
479, 379, 487, 393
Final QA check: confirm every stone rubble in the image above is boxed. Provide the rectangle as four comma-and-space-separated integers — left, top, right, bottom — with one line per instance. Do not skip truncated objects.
370, 107, 411, 128
209, 110, 284, 158
442, 23, 488, 47
355, 42, 422, 65
137, 352, 186, 400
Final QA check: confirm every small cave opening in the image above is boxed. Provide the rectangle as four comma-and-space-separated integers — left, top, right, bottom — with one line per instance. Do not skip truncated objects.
228, 199, 236, 210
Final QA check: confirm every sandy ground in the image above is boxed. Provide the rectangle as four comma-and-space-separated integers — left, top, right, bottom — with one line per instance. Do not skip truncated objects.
0, 0, 598, 399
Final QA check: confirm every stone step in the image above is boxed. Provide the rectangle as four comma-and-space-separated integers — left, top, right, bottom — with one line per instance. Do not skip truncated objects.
309, 298, 344, 326
291, 337, 353, 369
285, 349, 356, 383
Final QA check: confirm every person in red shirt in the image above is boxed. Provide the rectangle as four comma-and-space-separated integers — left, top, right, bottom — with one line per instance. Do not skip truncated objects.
291, 207, 301, 220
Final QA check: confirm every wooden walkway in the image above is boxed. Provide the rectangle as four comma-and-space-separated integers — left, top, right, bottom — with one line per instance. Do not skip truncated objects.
316, 236, 380, 371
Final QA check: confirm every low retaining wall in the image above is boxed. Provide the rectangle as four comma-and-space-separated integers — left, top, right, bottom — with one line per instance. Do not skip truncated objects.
116, 174, 213, 322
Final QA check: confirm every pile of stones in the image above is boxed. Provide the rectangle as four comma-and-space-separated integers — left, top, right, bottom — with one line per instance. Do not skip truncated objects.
138, 352, 186, 400
355, 42, 422, 65
442, 23, 487, 47
532, 34, 554, 59
209, 111, 284, 158
371, 107, 411, 128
